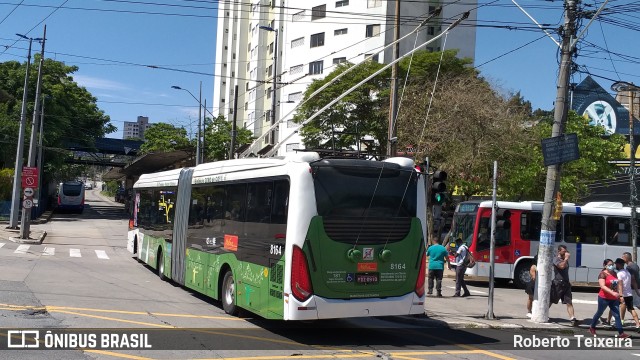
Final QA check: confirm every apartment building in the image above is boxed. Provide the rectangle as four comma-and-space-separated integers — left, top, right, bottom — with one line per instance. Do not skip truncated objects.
213, 1, 477, 157
123, 116, 150, 140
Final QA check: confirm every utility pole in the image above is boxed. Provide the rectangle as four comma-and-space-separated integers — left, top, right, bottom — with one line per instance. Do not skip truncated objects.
532, 0, 577, 323
36, 96, 46, 211
486, 161, 498, 320
631, 90, 637, 262
230, 84, 239, 159
387, 0, 401, 158
9, 35, 36, 229
202, 98, 207, 163
21, 26, 46, 239
197, 81, 202, 165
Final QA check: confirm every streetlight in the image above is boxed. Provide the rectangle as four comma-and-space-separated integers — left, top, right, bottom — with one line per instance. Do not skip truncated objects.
259, 25, 278, 145
612, 80, 640, 262
172, 83, 202, 165
9, 33, 43, 229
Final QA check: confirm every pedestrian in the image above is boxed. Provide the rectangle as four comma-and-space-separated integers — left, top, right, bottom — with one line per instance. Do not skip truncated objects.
450, 238, 471, 297
426, 237, 449, 297
623, 252, 640, 308
605, 258, 640, 331
551, 245, 578, 325
589, 259, 631, 338
525, 254, 538, 318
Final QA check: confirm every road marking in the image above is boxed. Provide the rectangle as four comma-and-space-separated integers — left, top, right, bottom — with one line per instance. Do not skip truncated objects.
83, 350, 154, 360
95, 250, 109, 260
70, 248, 82, 257
14, 245, 29, 254
43, 247, 55, 256
572, 299, 598, 305
0, 243, 4, 249
446, 286, 487, 295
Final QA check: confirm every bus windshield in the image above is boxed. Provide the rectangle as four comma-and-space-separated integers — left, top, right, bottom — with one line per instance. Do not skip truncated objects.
62, 182, 83, 197
311, 161, 417, 218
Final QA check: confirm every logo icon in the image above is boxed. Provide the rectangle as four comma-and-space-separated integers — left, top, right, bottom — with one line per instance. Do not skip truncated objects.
7, 330, 40, 348
362, 248, 374, 261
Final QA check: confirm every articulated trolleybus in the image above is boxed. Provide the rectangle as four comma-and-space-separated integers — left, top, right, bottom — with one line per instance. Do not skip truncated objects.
127, 152, 427, 320
452, 200, 635, 288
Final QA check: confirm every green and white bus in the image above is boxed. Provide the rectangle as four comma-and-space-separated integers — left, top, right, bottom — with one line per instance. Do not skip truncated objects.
127, 152, 427, 320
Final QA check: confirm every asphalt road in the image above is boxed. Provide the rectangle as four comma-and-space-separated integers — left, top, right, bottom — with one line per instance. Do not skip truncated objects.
0, 190, 638, 359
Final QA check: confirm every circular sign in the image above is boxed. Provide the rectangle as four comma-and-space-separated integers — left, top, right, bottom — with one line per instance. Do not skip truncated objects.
23, 187, 34, 197
24, 176, 36, 187
23, 199, 33, 209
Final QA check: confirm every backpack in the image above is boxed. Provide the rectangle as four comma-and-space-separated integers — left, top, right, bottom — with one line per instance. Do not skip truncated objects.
462, 246, 476, 268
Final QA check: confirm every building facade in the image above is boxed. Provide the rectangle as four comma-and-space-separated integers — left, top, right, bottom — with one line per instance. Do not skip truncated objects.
213, 0, 477, 156
123, 116, 151, 140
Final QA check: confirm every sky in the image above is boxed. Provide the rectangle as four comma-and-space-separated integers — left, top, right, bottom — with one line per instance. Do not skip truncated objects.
0, 0, 637, 140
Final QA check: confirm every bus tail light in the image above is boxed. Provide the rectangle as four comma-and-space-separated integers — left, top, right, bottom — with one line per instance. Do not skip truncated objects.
415, 252, 426, 297
129, 219, 135, 230
57, 196, 61, 205
291, 245, 313, 302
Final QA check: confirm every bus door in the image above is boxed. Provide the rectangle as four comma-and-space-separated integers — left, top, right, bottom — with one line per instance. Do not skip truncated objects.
476, 213, 512, 279
562, 213, 605, 283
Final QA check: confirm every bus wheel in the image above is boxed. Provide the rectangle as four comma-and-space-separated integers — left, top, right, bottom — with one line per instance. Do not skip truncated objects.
157, 248, 166, 281
222, 271, 238, 316
514, 262, 532, 289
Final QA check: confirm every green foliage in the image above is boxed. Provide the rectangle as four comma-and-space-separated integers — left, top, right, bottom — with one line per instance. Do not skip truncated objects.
0, 168, 14, 200
203, 115, 253, 161
499, 112, 625, 202
0, 57, 115, 184
139, 123, 192, 154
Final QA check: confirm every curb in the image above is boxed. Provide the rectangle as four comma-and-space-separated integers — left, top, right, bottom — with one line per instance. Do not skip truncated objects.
8, 230, 47, 245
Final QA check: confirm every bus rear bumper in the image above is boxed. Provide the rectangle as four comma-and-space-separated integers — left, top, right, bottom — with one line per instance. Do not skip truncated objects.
286, 292, 424, 320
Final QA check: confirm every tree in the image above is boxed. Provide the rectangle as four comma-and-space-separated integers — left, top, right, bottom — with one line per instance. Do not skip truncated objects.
204, 115, 253, 161
499, 111, 625, 202
0, 57, 115, 189
139, 123, 192, 154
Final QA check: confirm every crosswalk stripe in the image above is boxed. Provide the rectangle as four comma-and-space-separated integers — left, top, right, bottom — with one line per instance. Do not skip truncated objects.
14, 245, 29, 254
95, 250, 109, 260
43, 247, 55, 256
70, 249, 82, 258
0, 243, 5, 249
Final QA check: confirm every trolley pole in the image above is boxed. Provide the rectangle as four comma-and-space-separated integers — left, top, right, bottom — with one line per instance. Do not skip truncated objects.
532, 0, 577, 323
230, 84, 239, 159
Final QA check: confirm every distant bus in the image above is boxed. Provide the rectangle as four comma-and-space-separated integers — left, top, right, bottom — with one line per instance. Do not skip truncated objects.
57, 181, 85, 213
127, 152, 428, 320
450, 200, 635, 287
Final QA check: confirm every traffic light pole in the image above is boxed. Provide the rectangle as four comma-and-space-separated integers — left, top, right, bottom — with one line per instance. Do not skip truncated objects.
425, 157, 432, 245
532, 0, 576, 323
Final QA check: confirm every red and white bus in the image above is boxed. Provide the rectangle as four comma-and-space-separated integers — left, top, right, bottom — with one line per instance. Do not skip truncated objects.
448, 200, 634, 287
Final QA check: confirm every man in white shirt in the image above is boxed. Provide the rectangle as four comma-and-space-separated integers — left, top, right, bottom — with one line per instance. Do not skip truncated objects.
606, 258, 640, 329
449, 238, 470, 297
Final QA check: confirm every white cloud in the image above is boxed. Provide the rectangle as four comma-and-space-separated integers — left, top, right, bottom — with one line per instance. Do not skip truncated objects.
73, 75, 129, 91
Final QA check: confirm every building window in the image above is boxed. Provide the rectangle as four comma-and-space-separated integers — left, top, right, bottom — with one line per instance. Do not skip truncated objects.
336, 0, 349, 7
291, 37, 304, 48
287, 119, 298, 128
247, 62, 250, 71
429, 5, 436, 13
269, 42, 274, 54
267, 65, 273, 75
267, 87, 272, 99
221, 98, 225, 103
293, 10, 305, 21
367, 0, 382, 8
310, 32, 325, 48
311, 5, 326, 20
247, 43, 251, 52
309, 60, 324, 75
333, 57, 347, 65
245, 102, 248, 110
246, 82, 249, 90
286, 143, 300, 152
232, 53, 236, 59
270, 19, 275, 30
334, 28, 348, 36
288, 92, 303, 102
365, 53, 379, 62
428, 26, 435, 35
249, 23, 252, 32
290, 64, 304, 75
366, 24, 380, 37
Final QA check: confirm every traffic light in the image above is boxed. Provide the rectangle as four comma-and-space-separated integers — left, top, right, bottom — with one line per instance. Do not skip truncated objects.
431, 170, 447, 205
496, 208, 511, 230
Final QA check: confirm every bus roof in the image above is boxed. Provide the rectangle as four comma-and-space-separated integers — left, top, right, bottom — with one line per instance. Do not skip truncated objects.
134, 168, 184, 188
474, 200, 630, 216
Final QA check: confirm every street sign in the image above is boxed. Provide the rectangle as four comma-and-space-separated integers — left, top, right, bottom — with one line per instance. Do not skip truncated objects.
541, 133, 580, 167
21, 167, 38, 189
23, 187, 34, 197
23, 199, 33, 209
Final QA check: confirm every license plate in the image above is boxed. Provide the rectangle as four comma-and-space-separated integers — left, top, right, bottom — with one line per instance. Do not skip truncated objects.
355, 273, 379, 285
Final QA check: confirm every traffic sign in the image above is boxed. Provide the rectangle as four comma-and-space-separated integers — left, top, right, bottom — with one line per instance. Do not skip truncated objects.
23, 187, 34, 197
23, 199, 33, 209
21, 167, 38, 189
541, 133, 580, 167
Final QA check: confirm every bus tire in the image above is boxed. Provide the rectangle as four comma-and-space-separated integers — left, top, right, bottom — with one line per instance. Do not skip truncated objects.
514, 262, 531, 289
157, 248, 166, 281
222, 270, 238, 316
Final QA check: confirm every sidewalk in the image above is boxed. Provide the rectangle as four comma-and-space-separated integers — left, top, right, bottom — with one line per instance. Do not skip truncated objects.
0, 209, 52, 244
411, 268, 610, 332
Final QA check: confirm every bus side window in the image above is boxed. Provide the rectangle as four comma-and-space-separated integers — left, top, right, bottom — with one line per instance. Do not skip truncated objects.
271, 180, 289, 225
564, 214, 603, 244
607, 217, 630, 245
520, 211, 542, 241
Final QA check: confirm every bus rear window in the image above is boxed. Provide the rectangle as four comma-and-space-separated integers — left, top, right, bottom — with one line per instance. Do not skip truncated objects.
62, 183, 82, 196
311, 164, 417, 218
